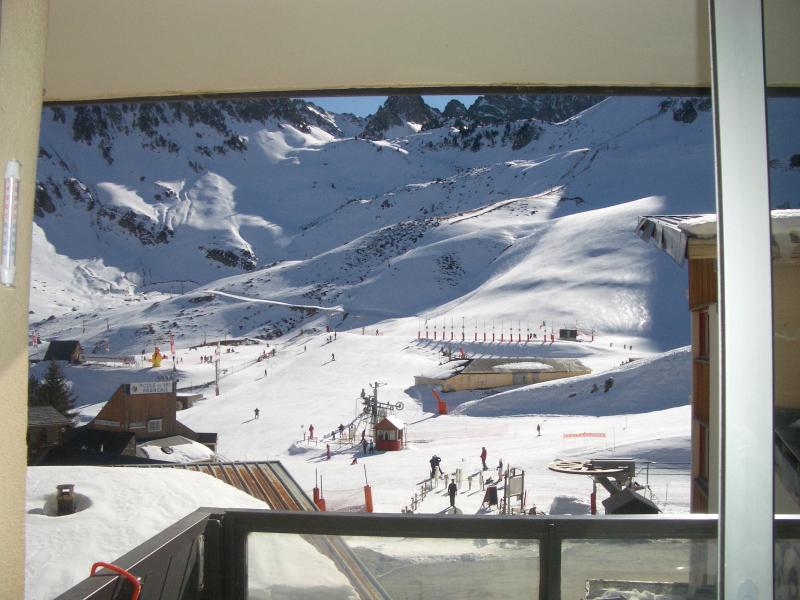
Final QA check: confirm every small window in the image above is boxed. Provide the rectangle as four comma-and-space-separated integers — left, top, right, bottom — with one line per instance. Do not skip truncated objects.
698, 309, 710, 359
147, 419, 163, 433
698, 422, 709, 481
129, 421, 145, 429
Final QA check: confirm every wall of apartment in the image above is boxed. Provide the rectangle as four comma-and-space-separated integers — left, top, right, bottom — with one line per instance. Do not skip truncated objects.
0, 2, 49, 597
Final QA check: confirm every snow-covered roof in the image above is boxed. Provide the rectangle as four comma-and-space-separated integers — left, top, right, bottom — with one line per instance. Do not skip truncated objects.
136, 436, 215, 463
376, 415, 404, 430
637, 210, 800, 264
418, 360, 469, 379
463, 358, 589, 374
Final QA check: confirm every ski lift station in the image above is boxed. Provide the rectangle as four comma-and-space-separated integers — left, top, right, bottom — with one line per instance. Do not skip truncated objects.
374, 416, 405, 451
415, 357, 590, 392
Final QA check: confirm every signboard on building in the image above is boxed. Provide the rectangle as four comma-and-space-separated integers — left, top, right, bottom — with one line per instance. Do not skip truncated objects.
129, 381, 173, 395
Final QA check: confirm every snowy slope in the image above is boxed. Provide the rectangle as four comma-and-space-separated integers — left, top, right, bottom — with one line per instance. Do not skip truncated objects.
30, 95, 752, 353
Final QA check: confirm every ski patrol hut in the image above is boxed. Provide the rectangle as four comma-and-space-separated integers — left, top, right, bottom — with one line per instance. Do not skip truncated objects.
375, 416, 405, 451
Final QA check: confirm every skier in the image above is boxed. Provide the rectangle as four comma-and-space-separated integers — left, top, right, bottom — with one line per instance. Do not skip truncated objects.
362, 438, 368, 455
254, 408, 260, 420
331, 353, 335, 361
326, 444, 331, 460
480, 446, 488, 470
368, 440, 375, 454
448, 479, 458, 507
339, 423, 345, 437
309, 424, 315, 439
537, 424, 541, 436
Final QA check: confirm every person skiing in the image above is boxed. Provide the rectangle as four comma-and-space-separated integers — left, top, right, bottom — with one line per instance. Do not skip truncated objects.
362, 438, 368, 454
480, 446, 488, 470
254, 408, 260, 420
448, 479, 458, 507
309, 424, 314, 439
368, 440, 375, 454
339, 423, 345, 437
537, 424, 541, 436
331, 353, 335, 361
326, 444, 331, 460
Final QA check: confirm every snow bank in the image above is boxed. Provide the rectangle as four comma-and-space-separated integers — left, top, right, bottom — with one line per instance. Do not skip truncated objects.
26, 466, 357, 599
549, 495, 591, 515
26, 467, 267, 599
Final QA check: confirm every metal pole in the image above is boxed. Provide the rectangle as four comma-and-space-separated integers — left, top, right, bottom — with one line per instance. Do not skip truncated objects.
710, 1, 774, 597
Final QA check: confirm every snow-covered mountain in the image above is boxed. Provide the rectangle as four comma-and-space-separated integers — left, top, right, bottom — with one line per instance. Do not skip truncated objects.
30, 94, 800, 355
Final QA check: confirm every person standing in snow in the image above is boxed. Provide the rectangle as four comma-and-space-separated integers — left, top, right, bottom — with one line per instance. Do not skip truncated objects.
309, 424, 315, 439
430, 455, 442, 478
331, 353, 335, 361
448, 479, 458, 507
339, 423, 345, 437
480, 446, 488, 470
537, 424, 541, 436
369, 440, 375, 454
362, 438, 368, 454
254, 408, 260, 420
326, 444, 331, 460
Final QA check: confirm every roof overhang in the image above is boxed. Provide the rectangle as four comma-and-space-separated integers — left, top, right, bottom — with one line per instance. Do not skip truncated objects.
637, 211, 800, 264
43, 0, 800, 104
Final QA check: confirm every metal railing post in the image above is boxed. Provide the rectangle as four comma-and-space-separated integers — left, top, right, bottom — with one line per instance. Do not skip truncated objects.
539, 521, 561, 600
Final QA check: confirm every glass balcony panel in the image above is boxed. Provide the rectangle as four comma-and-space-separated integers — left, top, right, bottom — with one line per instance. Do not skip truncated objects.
561, 539, 717, 599
247, 532, 539, 599
776, 539, 800, 600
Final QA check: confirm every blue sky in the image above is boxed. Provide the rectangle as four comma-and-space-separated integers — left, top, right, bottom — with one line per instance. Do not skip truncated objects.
302, 95, 479, 118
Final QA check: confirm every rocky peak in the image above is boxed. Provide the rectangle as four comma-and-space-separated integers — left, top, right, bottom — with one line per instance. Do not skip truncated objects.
360, 95, 441, 140
467, 94, 603, 124
442, 99, 467, 120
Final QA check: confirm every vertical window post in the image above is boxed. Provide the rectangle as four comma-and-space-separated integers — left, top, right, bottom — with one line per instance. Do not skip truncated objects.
709, 0, 774, 596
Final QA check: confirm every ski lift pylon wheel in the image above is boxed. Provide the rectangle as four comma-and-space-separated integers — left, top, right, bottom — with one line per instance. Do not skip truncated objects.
394, 401, 404, 411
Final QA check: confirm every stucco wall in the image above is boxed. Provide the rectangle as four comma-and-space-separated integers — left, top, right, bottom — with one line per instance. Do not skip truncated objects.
0, 2, 48, 598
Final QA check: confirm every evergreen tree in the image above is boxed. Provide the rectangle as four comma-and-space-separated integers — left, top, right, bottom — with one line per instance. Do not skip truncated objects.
28, 375, 42, 407
35, 361, 75, 416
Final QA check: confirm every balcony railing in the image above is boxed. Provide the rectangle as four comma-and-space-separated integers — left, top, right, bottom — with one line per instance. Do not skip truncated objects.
56, 510, 800, 600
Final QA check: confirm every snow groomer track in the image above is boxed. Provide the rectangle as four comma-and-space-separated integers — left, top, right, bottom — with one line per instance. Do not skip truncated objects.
123, 460, 391, 599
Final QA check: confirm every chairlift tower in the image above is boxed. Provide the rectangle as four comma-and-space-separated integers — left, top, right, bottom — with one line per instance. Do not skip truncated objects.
361, 381, 403, 430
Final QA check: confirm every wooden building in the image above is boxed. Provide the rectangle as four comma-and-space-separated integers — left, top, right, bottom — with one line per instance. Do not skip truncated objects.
637, 212, 800, 513
43, 341, 84, 364
87, 380, 217, 451
375, 416, 405, 451
27, 406, 72, 464
415, 357, 590, 392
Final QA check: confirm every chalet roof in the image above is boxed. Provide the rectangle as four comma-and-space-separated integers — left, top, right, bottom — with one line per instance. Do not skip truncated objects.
43, 340, 82, 362
376, 416, 405, 430
36, 447, 166, 466
28, 406, 72, 428
65, 428, 135, 454
462, 357, 590, 374
636, 211, 800, 264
